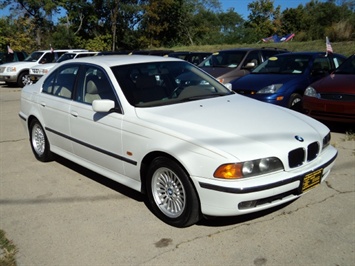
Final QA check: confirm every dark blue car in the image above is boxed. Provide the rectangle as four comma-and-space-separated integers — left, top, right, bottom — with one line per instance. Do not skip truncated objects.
230, 52, 346, 110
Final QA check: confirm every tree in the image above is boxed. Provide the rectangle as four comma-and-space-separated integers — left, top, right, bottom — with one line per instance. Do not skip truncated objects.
245, 0, 281, 41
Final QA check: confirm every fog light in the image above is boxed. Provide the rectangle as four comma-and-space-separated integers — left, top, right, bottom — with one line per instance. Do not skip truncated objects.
239, 200, 257, 210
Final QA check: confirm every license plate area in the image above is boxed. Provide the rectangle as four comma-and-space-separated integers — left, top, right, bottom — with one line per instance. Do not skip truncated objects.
300, 168, 323, 193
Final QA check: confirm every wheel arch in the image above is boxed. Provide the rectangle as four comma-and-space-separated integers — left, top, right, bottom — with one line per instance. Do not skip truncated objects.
140, 151, 199, 198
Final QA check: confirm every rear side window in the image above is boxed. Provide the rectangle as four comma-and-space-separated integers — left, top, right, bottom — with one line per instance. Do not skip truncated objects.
42, 65, 79, 99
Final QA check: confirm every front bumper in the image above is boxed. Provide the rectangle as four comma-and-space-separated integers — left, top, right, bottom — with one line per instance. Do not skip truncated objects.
29, 74, 43, 83
193, 145, 337, 217
0, 73, 18, 83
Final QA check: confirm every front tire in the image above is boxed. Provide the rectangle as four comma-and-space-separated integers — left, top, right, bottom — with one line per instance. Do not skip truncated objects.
29, 119, 53, 162
288, 93, 302, 111
146, 157, 201, 227
17, 71, 29, 88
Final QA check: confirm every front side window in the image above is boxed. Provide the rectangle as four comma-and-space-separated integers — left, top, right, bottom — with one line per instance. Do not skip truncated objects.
112, 61, 233, 107
74, 66, 118, 106
42, 65, 79, 99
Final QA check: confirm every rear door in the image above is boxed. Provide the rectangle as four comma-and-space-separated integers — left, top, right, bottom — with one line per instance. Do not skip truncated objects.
37, 64, 79, 152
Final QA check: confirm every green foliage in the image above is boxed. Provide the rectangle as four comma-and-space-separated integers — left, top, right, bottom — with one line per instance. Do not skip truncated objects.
0, 229, 17, 266
84, 34, 112, 51
0, 0, 354, 53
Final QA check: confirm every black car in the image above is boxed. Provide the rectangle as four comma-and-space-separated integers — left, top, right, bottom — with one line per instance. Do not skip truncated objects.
198, 47, 288, 84
0, 51, 28, 64
168, 51, 212, 65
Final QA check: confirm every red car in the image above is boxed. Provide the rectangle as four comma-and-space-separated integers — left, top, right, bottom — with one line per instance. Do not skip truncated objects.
303, 54, 355, 123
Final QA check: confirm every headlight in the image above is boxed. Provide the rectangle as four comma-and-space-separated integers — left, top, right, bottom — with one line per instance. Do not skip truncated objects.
6, 66, 17, 72
322, 132, 331, 149
257, 84, 283, 94
39, 69, 49, 75
304, 86, 320, 98
214, 157, 284, 179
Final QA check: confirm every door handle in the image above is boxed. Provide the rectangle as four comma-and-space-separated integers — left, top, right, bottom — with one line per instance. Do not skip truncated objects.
40, 102, 46, 107
70, 111, 78, 117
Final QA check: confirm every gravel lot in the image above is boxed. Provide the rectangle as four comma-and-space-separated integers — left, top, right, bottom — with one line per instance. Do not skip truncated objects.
1, 83, 354, 266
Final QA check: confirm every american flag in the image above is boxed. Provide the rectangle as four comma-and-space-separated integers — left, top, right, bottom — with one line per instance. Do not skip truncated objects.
7, 45, 14, 54
326, 37, 333, 54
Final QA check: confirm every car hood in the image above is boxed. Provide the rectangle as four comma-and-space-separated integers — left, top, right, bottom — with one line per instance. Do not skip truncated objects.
311, 73, 355, 93
31, 63, 56, 70
0, 61, 36, 68
201, 67, 249, 78
134, 94, 328, 162
232, 73, 302, 90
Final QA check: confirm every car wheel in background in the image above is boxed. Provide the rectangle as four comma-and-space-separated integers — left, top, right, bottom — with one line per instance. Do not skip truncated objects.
289, 93, 303, 111
146, 157, 201, 227
17, 71, 29, 88
29, 119, 53, 162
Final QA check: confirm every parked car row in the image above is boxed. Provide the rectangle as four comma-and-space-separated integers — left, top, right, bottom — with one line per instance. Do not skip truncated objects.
0, 49, 211, 87
2, 47, 354, 124
0, 49, 88, 87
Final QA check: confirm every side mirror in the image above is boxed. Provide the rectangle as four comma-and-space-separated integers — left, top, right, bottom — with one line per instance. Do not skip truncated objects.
92, 99, 115, 112
243, 62, 256, 69
224, 83, 232, 91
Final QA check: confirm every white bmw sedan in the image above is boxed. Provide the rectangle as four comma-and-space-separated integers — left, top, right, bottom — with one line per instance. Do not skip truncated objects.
19, 55, 337, 227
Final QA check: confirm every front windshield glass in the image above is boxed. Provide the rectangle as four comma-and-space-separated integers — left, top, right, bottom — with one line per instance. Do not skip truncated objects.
335, 55, 355, 74
57, 53, 76, 63
252, 54, 311, 74
25, 52, 44, 62
199, 51, 247, 68
112, 61, 233, 107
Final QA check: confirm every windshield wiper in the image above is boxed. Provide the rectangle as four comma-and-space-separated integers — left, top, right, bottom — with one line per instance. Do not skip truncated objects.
179, 93, 228, 102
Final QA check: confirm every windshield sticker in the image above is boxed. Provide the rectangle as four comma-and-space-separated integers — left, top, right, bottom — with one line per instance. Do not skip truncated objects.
213, 52, 219, 55
269, 57, 278, 61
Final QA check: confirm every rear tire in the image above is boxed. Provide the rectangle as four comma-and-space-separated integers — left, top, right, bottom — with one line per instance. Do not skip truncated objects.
146, 157, 201, 227
29, 119, 53, 162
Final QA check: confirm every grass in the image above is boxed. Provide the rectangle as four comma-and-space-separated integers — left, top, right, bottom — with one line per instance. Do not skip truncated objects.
0, 230, 18, 266
164, 40, 355, 57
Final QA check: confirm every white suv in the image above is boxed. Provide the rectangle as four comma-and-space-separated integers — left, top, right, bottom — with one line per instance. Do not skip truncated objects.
0, 49, 87, 87
29, 51, 98, 84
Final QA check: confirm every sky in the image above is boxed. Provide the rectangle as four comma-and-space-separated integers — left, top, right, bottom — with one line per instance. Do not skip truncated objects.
220, 0, 314, 18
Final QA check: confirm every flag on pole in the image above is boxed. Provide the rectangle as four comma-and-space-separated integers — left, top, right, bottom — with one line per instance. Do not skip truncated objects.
7, 45, 14, 54
326, 36, 333, 55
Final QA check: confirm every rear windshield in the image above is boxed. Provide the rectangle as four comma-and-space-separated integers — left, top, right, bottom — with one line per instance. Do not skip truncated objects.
199, 51, 247, 68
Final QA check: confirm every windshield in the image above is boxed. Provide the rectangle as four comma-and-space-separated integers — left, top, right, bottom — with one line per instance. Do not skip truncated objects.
25, 52, 44, 62
252, 54, 311, 74
334, 55, 355, 74
112, 61, 233, 107
56, 53, 76, 63
199, 51, 247, 68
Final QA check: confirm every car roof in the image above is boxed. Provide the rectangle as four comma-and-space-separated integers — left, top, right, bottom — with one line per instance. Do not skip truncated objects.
216, 47, 287, 52
58, 54, 183, 67
32, 49, 88, 53
272, 51, 344, 57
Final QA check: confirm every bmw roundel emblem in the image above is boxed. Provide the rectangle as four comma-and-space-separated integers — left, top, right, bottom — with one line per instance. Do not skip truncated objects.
295, 135, 304, 142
